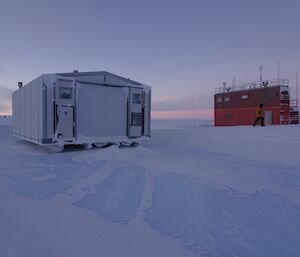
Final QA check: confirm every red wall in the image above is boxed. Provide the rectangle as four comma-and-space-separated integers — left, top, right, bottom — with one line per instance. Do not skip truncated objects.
214, 107, 281, 126
214, 86, 290, 126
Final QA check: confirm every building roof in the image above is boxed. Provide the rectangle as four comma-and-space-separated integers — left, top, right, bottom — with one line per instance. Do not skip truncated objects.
55, 71, 143, 86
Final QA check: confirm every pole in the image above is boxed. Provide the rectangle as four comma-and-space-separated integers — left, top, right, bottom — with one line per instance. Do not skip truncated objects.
259, 65, 263, 86
296, 72, 298, 106
232, 76, 236, 90
277, 60, 280, 85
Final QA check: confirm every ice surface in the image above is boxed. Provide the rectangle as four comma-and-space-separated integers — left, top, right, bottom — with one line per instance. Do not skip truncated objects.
0, 125, 104, 200
0, 116, 12, 125
9, 155, 104, 200
74, 166, 145, 224
1, 121, 300, 257
145, 172, 300, 257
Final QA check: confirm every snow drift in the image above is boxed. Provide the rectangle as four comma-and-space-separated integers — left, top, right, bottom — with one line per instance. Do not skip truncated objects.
0, 121, 300, 257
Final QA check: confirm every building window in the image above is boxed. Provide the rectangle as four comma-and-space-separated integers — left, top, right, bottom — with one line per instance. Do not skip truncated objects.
241, 95, 248, 100
224, 97, 230, 102
216, 97, 222, 103
131, 113, 142, 126
267, 91, 276, 99
132, 93, 142, 104
226, 113, 233, 119
59, 87, 72, 99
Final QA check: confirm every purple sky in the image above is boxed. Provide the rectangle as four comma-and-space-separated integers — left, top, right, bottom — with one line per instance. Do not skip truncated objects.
1, 0, 300, 118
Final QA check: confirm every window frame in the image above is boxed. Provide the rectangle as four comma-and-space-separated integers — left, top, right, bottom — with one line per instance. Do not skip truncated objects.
132, 93, 142, 104
224, 96, 230, 102
59, 87, 73, 100
131, 112, 142, 126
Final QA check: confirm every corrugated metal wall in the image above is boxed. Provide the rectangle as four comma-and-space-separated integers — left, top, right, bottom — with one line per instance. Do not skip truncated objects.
12, 76, 44, 142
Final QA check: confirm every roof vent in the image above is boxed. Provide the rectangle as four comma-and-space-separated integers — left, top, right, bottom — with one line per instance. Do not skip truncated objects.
18, 82, 23, 88
73, 70, 79, 73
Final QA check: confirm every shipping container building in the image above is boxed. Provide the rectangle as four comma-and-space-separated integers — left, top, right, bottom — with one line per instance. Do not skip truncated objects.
214, 79, 299, 126
12, 71, 151, 150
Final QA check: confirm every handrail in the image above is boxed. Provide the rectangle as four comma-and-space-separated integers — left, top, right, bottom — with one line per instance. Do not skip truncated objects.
214, 78, 289, 94
290, 100, 298, 107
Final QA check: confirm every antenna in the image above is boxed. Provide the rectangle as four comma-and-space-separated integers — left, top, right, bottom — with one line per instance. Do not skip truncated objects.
296, 72, 298, 106
259, 65, 263, 85
277, 60, 280, 85
232, 76, 236, 90
222, 81, 226, 93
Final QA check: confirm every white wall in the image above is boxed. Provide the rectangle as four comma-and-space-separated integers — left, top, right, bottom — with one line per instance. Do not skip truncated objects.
76, 83, 127, 138
12, 76, 44, 141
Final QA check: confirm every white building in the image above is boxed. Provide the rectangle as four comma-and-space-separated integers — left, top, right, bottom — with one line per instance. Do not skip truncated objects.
12, 71, 151, 150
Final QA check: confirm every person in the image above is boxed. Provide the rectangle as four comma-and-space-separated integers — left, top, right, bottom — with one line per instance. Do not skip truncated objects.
253, 103, 265, 126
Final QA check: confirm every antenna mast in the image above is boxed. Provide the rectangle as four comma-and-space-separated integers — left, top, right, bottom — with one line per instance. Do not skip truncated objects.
259, 65, 263, 85
232, 76, 236, 90
222, 81, 226, 93
296, 72, 298, 106
277, 60, 280, 85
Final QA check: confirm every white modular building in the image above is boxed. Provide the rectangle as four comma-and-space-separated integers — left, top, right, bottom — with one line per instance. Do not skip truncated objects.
12, 71, 151, 149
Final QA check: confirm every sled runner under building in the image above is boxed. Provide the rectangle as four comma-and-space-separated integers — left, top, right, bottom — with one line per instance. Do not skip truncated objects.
12, 71, 151, 150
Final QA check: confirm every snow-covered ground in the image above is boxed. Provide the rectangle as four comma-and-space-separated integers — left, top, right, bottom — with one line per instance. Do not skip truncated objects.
151, 119, 213, 129
1, 121, 300, 257
0, 116, 12, 125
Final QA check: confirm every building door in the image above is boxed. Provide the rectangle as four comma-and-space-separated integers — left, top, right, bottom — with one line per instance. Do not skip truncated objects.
57, 106, 74, 139
264, 111, 273, 125
128, 88, 143, 138
54, 79, 75, 140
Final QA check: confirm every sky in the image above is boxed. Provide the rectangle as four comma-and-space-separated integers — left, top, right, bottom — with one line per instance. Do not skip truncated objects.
1, 0, 300, 118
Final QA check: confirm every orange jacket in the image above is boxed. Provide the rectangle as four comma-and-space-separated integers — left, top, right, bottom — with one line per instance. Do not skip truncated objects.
256, 106, 264, 118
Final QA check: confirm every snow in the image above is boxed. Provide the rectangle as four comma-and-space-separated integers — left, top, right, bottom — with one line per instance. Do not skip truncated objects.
1, 121, 300, 257
74, 166, 145, 224
0, 116, 12, 125
151, 119, 213, 129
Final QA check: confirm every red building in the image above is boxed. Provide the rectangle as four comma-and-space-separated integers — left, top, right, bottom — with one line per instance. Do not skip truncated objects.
214, 79, 299, 126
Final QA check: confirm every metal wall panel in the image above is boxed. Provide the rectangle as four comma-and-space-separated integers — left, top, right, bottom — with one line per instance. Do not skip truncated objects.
76, 83, 127, 138
15, 90, 20, 135
38, 81, 43, 141
21, 87, 26, 136
31, 81, 38, 140
12, 76, 45, 142
25, 83, 31, 138
45, 79, 54, 140
143, 90, 151, 137
15, 90, 18, 135
18, 89, 21, 135
12, 92, 15, 134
